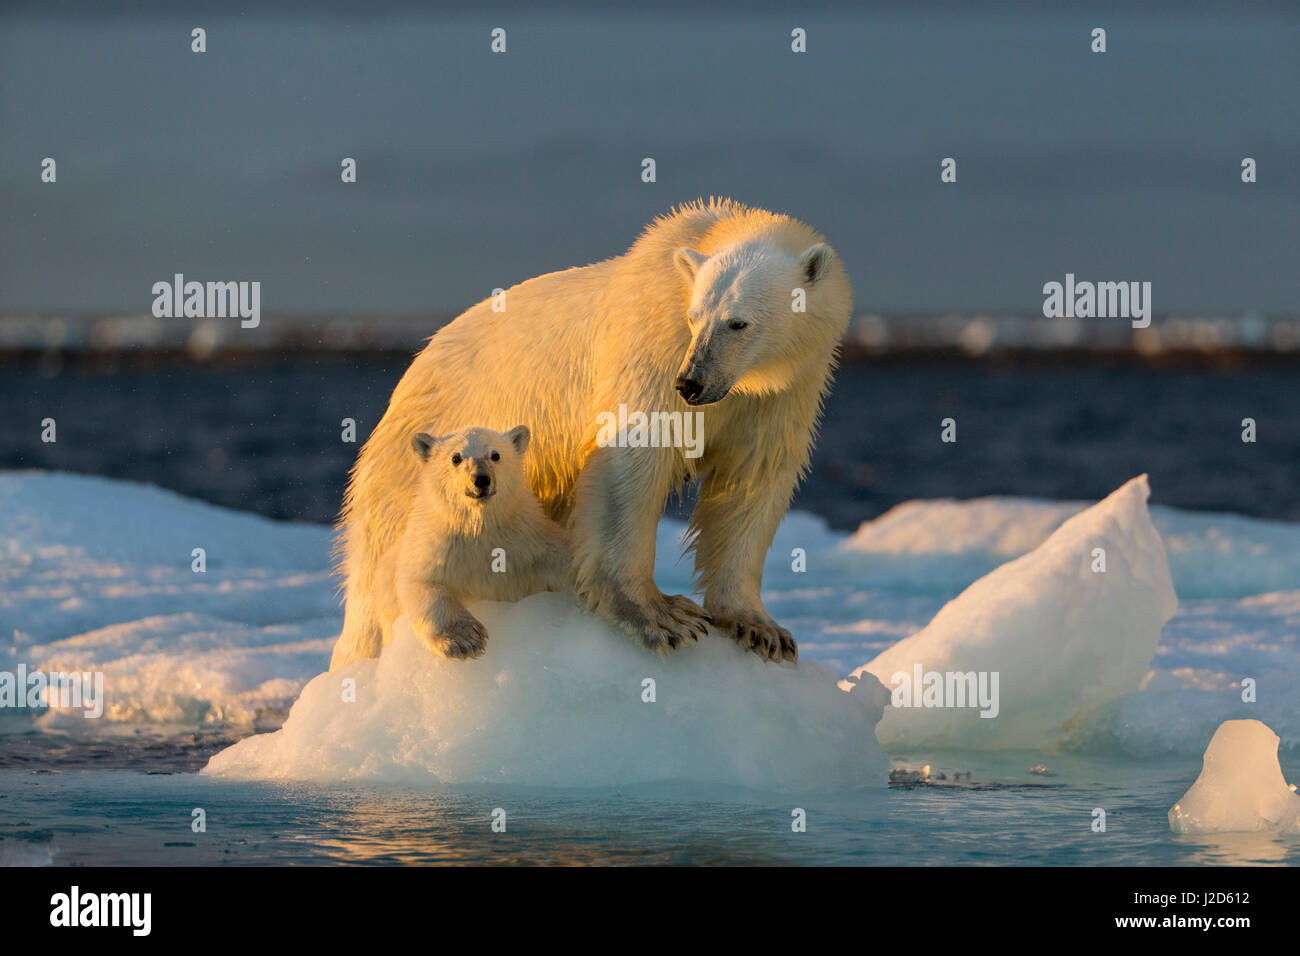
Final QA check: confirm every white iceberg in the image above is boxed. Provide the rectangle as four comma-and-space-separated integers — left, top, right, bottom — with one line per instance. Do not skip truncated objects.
204, 593, 890, 791
1169, 719, 1300, 834
847, 475, 1178, 750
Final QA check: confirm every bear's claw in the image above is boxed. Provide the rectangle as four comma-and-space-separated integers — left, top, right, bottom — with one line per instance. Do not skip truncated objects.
711, 610, 798, 663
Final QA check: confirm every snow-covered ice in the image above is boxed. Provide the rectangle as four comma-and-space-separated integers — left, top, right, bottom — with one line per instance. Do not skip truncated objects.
204, 596, 890, 789
843, 488, 1300, 599
1169, 719, 1300, 834
848, 475, 1178, 750
0, 472, 338, 727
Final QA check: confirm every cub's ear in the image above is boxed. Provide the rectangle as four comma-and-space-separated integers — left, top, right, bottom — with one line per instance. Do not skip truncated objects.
411, 432, 441, 461
673, 247, 707, 285
506, 424, 531, 455
797, 243, 834, 285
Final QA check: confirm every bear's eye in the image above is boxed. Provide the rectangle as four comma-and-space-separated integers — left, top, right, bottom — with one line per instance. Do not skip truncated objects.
491, 451, 500, 461
729, 320, 749, 331
450, 454, 462, 466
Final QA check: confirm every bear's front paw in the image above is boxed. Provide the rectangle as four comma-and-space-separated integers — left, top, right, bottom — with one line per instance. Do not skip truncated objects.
709, 609, 797, 663
613, 591, 709, 656
429, 615, 489, 660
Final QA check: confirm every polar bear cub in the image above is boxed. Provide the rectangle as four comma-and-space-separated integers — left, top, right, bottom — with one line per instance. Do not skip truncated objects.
395, 424, 569, 660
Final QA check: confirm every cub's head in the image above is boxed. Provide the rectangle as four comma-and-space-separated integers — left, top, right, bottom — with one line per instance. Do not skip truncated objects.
410, 425, 531, 509
671, 237, 850, 405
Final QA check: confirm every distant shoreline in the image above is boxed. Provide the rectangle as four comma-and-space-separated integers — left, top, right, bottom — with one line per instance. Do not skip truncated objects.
2, 311, 1298, 370
5, 312, 1294, 361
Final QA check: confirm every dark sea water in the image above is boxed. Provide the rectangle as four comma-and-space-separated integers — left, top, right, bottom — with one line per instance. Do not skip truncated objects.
2, 357, 1296, 529
5, 753, 1297, 866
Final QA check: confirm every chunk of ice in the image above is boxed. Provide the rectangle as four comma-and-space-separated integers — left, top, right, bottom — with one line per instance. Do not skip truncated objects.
205, 593, 890, 791
847, 475, 1178, 750
1169, 719, 1300, 834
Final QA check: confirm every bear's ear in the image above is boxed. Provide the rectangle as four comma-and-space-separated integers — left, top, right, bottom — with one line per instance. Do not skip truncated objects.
506, 425, 530, 455
798, 243, 833, 285
673, 247, 707, 285
411, 432, 440, 460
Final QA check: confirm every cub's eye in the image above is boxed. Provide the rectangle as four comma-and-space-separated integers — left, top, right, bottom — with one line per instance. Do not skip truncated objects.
450, 454, 462, 466
491, 451, 500, 462
729, 320, 749, 331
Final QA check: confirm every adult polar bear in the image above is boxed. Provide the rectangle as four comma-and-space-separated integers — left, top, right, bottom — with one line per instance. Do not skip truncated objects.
329, 199, 852, 669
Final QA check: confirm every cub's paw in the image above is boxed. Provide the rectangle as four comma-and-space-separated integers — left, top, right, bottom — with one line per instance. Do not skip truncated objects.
613, 590, 709, 656
429, 615, 489, 660
710, 609, 797, 663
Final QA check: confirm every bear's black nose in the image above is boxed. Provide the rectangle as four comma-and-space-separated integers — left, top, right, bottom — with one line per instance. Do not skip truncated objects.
675, 377, 703, 402
473, 473, 492, 490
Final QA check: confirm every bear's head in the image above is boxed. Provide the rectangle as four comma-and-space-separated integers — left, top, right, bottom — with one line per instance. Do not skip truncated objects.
671, 238, 850, 405
410, 425, 531, 511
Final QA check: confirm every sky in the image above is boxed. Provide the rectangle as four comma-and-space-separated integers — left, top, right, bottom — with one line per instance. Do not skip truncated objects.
1, 1, 1297, 316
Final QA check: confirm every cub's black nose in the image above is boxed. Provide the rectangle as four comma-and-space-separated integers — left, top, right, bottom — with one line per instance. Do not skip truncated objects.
675, 377, 703, 402
473, 473, 492, 489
